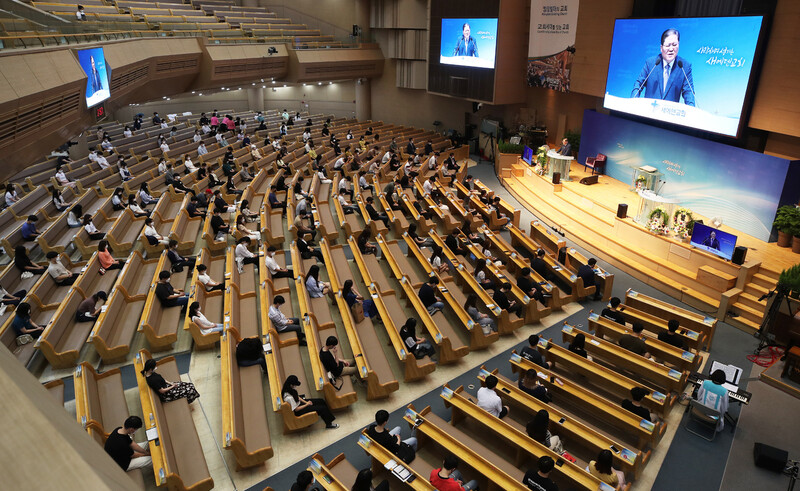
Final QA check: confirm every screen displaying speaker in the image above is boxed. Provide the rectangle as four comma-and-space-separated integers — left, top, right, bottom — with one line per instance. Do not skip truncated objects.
77, 47, 111, 108
439, 18, 498, 69
690, 223, 737, 261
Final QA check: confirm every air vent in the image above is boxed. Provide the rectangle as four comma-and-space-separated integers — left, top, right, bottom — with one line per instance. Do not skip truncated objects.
155, 58, 199, 73
214, 60, 285, 75
0, 92, 80, 149
306, 63, 379, 75
110, 64, 149, 93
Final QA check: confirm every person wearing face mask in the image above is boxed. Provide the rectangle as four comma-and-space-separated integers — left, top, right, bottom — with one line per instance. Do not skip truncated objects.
140, 358, 200, 404
154, 270, 189, 309
188, 301, 223, 335
263, 246, 293, 279
281, 374, 338, 429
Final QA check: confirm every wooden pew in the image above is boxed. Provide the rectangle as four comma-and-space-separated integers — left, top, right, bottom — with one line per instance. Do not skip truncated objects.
134, 350, 213, 491
320, 239, 399, 400
478, 367, 648, 480
509, 352, 665, 449
35, 287, 93, 368
44, 379, 65, 406
73, 362, 129, 444
625, 289, 717, 350
587, 312, 702, 373
440, 385, 615, 491
356, 430, 437, 490
529, 219, 565, 256
139, 252, 187, 351
220, 327, 273, 469
537, 339, 675, 416
90, 251, 158, 363
403, 405, 524, 491
563, 245, 614, 302
615, 303, 705, 352
308, 453, 359, 490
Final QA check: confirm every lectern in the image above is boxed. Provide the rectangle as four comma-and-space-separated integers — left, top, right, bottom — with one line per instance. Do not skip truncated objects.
547, 150, 574, 182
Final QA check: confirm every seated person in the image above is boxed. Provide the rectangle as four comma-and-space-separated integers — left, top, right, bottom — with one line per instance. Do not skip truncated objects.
658, 319, 688, 349
523, 456, 558, 491
418, 277, 445, 315
11, 302, 44, 339
531, 249, 552, 280
567, 333, 591, 360
0, 284, 26, 307
75, 291, 107, 322
236, 336, 267, 371
143, 218, 169, 246
366, 409, 418, 461
364, 196, 390, 228
14, 246, 46, 275
399, 318, 436, 361
477, 375, 509, 419
209, 208, 230, 240
140, 358, 200, 404
154, 270, 189, 308
526, 409, 563, 453
319, 335, 357, 379
357, 230, 378, 256
104, 416, 152, 472
696, 369, 730, 431
196, 264, 224, 292
352, 469, 389, 491
185, 195, 204, 218
588, 449, 625, 490
234, 237, 257, 272
46, 251, 77, 286
281, 374, 338, 429
267, 185, 287, 214
601, 297, 626, 325
268, 295, 306, 345
577, 258, 602, 301
492, 282, 523, 318
621, 387, 655, 423
297, 234, 323, 263
20, 215, 40, 241
293, 212, 318, 240
445, 231, 469, 257
464, 293, 496, 335
263, 246, 293, 279
430, 455, 479, 491
618, 322, 651, 358
188, 301, 224, 335
520, 334, 551, 369
518, 368, 551, 403
517, 267, 546, 303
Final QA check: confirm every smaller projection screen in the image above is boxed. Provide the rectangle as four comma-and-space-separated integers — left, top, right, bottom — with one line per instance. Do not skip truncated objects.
439, 18, 499, 69
77, 47, 110, 108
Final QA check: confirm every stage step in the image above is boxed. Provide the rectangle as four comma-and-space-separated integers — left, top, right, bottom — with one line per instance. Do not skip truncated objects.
727, 314, 761, 334
731, 301, 764, 323
752, 273, 777, 289
738, 292, 768, 311
746, 282, 770, 297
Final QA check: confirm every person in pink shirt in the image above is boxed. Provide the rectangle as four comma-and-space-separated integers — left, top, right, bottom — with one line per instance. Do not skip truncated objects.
225, 114, 235, 131
210, 114, 219, 130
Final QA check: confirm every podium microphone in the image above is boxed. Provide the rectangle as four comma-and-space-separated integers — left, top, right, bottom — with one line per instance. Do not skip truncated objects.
677, 61, 697, 107
634, 55, 661, 98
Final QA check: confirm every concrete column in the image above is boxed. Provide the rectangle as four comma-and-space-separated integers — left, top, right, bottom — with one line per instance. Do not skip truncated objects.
247, 87, 265, 112
355, 78, 371, 121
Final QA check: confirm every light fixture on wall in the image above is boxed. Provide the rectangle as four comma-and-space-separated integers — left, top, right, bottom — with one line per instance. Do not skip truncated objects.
272, 88, 277, 92
267, 46, 278, 55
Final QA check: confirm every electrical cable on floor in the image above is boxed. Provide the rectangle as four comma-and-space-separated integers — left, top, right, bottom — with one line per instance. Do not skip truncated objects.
746, 345, 784, 367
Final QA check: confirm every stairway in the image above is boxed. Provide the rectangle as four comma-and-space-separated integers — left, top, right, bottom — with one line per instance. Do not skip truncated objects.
728, 270, 778, 333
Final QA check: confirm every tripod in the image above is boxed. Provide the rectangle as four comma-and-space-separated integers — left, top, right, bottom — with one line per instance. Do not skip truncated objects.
754, 286, 793, 354
786, 460, 798, 491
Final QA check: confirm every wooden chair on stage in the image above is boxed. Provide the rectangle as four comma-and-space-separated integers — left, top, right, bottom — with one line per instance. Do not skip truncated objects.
584, 153, 606, 175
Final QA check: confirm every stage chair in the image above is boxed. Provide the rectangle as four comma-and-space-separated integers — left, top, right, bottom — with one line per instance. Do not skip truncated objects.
584, 153, 606, 175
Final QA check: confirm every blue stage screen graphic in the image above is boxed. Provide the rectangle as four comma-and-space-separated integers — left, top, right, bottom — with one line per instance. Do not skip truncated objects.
603, 16, 763, 137
522, 146, 534, 165
77, 47, 110, 108
439, 18, 498, 69
690, 223, 737, 261
578, 110, 793, 242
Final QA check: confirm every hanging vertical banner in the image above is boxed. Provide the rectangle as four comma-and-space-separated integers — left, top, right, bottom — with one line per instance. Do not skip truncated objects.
527, 0, 580, 92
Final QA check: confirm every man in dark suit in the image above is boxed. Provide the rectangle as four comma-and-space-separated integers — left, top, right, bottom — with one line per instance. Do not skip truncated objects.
531, 249, 551, 280
406, 138, 416, 156
701, 231, 721, 250
557, 138, 572, 156
424, 140, 433, 156
631, 28, 695, 106
577, 258, 602, 301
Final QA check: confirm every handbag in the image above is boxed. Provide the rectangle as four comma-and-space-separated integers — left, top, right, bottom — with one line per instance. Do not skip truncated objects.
21, 271, 33, 280
327, 371, 343, 391
350, 301, 365, 323
16, 334, 33, 346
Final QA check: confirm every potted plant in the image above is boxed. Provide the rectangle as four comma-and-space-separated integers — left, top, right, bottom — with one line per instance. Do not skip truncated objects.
535, 145, 549, 175
792, 214, 800, 254
773, 205, 798, 248
778, 264, 800, 298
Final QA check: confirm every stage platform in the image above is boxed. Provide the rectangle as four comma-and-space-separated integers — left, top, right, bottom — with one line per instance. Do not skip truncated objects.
499, 158, 796, 333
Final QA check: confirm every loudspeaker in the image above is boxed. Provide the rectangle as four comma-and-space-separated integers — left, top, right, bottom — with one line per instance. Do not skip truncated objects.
552, 172, 561, 185
617, 204, 628, 219
580, 175, 599, 185
753, 443, 788, 473
732, 246, 747, 265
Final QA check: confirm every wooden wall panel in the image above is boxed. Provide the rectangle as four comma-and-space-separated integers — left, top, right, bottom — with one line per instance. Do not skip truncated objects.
493, 0, 528, 105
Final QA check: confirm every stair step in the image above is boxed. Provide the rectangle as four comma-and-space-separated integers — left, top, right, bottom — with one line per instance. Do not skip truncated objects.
728, 315, 761, 333
752, 273, 777, 289
746, 282, 770, 296
731, 301, 764, 322
738, 292, 767, 310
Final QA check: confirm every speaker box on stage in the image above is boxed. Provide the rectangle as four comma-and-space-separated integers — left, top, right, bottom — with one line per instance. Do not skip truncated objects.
617, 204, 628, 219
732, 246, 747, 265
580, 175, 599, 185
753, 443, 788, 473
552, 172, 561, 185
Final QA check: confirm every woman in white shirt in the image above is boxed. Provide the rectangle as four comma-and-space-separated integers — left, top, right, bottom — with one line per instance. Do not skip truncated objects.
95, 154, 110, 169
127, 194, 148, 217
67, 204, 82, 228
110, 188, 125, 211
239, 200, 258, 222
143, 217, 169, 246
88, 150, 99, 162
188, 302, 223, 334
51, 188, 70, 212
123, 126, 133, 138
160, 121, 169, 129
195, 264, 224, 292
201, 124, 211, 134
346, 130, 353, 140
234, 237, 258, 272
55, 166, 76, 189
235, 215, 260, 242
429, 246, 450, 275
197, 143, 208, 156
250, 145, 262, 161
82, 214, 104, 240
118, 162, 132, 181
184, 156, 197, 173
192, 130, 202, 143
304, 265, 330, 298
101, 138, 114, 152
157, 158, 168, 175
281, 375, 338, 429
160, 142, 170, 153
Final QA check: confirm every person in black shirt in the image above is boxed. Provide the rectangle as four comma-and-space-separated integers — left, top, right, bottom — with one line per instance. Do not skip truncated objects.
658, 319, 687, 349
493, 282, 523, 317
141, 358, 200, 403
523, 456, 559, 491
213, 190, 231, 213
531, 249, 552, 281
166, 240, 195, 272
444, 231, 469, 257
186, 195, 203, 218
297, 234, 324, 263
366, 409, 418, 460
567, 333, 590, 359
517, 267, 546, 304
619, 322, 651, 358
601, 297, 626, 325
519, 368, 551, 403
424, 139, 433, 156
210, 208, 230, 239
520, 334, 551, 369
418, 277, 445, 314
319, 335, 356, 378
154, 270, 189, 308
364, 196, 390, 228
291, 470, 315, 491
104, 416, 151, 471
621, 387, 655, 422
577, 258, 602, 300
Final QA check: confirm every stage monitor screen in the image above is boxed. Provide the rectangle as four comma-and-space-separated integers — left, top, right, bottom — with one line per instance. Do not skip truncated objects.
603, 16, 764, 137
439, 18, 498, 69
690, 223, 737, 261
522, 146, 534, 165
77, 47, 110, 108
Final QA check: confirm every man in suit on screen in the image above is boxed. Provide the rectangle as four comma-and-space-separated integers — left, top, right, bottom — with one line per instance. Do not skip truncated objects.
631, 28, 695, 106
702, 231, 721, 250
88, 55, 104, 96
453, 23, 478, 57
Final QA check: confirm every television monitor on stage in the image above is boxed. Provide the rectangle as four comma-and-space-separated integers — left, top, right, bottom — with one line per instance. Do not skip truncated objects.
690, 223, 737, 261
77, 47, 110, 108
603, 16, 764, 137
439, 18, 498, 69
522, 146, 534, 165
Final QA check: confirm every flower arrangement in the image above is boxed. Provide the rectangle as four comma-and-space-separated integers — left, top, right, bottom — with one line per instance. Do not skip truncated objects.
534, 145, 549, 175
635, 175, 647, 191
647, 206, 669, 234
672, 207, 695, 240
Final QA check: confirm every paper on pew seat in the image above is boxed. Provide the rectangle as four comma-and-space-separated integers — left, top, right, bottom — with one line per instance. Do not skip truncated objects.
146, 428, 158, 441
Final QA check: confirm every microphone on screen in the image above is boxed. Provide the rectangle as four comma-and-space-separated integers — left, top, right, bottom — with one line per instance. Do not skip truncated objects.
677, 60, 698, 108
634, 54, 661, 98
